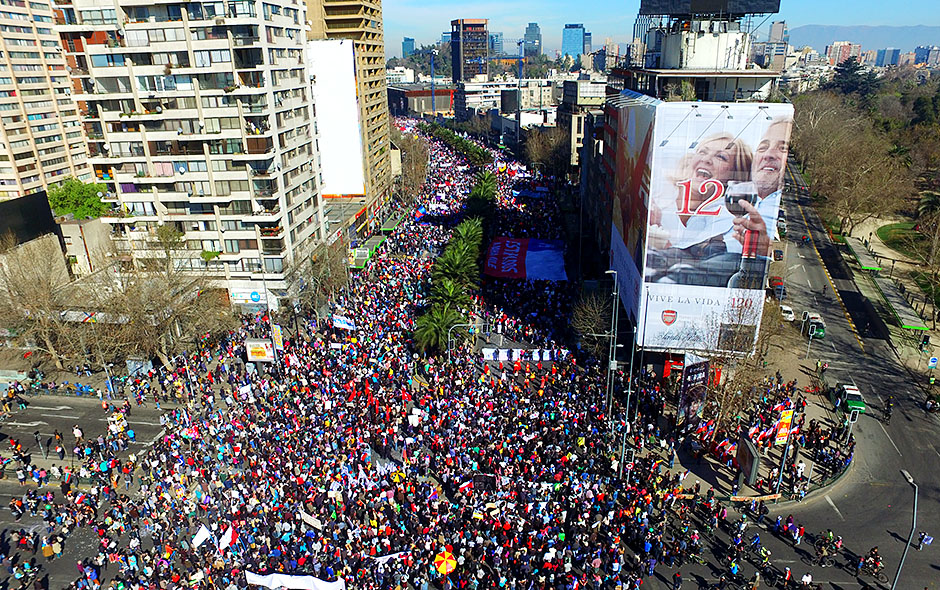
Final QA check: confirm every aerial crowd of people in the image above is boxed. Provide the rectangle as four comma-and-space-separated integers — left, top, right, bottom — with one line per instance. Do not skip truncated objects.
0, 119, 870, 590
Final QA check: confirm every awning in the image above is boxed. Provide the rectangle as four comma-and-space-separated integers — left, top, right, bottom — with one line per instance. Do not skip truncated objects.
845, 237, 882, 271
873, 276, 928, 330
380, 214, 403, 232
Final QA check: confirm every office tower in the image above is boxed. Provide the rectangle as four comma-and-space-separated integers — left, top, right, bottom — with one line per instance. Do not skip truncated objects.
402, 37, 415, 57
0, 0, 91, 202
583, 32, 592, 56
875, 48, 900, 67
769, 21, 788, 44
488, 32, 503, 56
523, 22, 541, 57
450, 19, 488, 82
307, 0, 390, 228
440, 32, 451, 45
914, 45, 939, 65
62, 0, 321, 300
562, 24, 585, 59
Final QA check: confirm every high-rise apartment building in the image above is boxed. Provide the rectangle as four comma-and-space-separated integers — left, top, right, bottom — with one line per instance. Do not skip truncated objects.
0, 0, 91, 202
523, 22, 541, 57
561, 24, 585, 59
488, 32, 503, 56
768, 21, 788, 44
450, 19, 488, 82
583, 32, 592, 56
402, 36, 414, 57
59, 0, 321, 303
440, 32, 451, 45
825, 41, 862, 65
307, 0, 390, 231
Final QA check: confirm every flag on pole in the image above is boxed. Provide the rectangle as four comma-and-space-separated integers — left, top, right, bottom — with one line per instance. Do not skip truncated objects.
193, 524, 213, 549
219, 525, 237, 551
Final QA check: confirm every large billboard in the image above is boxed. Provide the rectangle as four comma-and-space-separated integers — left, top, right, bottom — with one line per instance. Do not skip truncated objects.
611, 92, 793, 354
307, 40, 366, 198
638, 0, 781, 16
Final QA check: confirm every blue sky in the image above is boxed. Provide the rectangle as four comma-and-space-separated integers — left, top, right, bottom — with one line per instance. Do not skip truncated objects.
384, 0, 939, 57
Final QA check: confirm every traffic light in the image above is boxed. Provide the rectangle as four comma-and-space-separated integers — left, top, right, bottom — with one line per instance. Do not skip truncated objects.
921, 334, 931, 351
624, 448, 635, 465
849, 409, 859, 424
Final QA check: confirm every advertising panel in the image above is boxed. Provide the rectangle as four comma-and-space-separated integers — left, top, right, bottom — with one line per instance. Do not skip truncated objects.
634, 99, 793, 353
608, 92, 659, 323
775, 409, 793, 445
306, 39, 366, 198
245, 339, 275, 362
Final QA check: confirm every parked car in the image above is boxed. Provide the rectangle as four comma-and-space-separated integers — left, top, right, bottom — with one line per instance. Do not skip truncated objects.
773, 249, 784, 261
780, 304, 795, 321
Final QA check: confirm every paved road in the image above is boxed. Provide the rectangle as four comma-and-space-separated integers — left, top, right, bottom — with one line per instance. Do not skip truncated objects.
0, 395, 166, 464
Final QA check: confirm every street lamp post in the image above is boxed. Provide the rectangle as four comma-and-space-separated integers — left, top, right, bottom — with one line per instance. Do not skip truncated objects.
618, 324, 637, 477
605, 270, 620, 433
891, 469, 919, 590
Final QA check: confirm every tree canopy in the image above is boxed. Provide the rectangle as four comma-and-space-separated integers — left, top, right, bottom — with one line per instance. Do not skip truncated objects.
47, 177, 109, 219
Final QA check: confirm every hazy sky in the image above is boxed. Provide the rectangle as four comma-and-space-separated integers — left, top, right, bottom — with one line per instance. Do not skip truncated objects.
383, 0, 939, 57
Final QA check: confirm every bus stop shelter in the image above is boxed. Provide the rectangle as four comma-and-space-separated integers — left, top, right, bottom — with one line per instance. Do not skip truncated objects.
873, 276, 928, 331
845, 237, 882, 272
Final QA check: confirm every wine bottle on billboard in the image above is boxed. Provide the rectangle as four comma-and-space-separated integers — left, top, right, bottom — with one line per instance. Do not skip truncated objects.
726, 181, 765, 290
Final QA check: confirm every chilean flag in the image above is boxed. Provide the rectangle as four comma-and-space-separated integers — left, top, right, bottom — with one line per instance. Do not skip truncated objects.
218, 525, 237, 551
483, 238, 567, 281
458, 481, 473, 495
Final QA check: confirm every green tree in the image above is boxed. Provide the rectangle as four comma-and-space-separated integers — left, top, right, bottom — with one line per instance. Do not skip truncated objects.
827, 57, 880, 99
47, 177, 109, 219
431, 277, 471, 311
413, 305, 464, 352
912, 95, 937, 125
432, 243, 479, 289
453, 217, 483, 250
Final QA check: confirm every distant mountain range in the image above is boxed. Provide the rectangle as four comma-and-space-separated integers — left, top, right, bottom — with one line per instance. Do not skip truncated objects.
788, 25, 940, 53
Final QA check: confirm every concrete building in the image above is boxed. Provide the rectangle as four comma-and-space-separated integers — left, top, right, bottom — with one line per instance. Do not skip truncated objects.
440, 32, 451, 45
450, 19, 488, 82
455, 79, 556, 121
0, 0, 92, 202
751, 41, 788, 70
583, 32, 592, 56
401, 36, 414, 58
386, 66, 415, 85
59, 216, 111, 276
557, 79, 606, 169
523, 22, 541, 57
825, 41, 862, 65
307, 0, 391, 231
615, 17, 779, 101
768, 21, 788, 44
62, 0, 321, 303
561, 24, 585, 59
387, 83, 455, 117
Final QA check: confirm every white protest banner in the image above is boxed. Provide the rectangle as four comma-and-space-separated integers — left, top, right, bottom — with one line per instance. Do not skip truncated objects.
332, 315, 357, 331
245, 572, 346, 590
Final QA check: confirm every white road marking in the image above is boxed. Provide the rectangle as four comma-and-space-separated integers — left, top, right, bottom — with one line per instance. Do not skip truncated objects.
4, 421, 47, 427
807, 278, 813, 289
879, 421, 902, 456
40, 413, 80, 419
825, 495, 845, 521
27, 405, 72, 411
126, 420, 160, 426
830, 342, 836, 351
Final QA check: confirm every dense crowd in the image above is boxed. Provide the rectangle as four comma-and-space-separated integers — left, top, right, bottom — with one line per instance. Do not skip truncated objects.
0, 119, 855, 590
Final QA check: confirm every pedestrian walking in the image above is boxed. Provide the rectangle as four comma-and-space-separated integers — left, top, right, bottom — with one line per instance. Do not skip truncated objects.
672, 571, 682, 590
918, 531, 933, 550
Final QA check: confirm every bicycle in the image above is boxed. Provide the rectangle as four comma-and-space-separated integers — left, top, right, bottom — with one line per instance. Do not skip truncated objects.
860, 561, 888, 583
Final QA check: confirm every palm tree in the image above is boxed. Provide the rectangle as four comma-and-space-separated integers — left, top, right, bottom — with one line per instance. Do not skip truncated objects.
453, 217, 483, 250
413, 306, 464, 352
475, 170, 497, 196
432, 245, 479, 289
919, 190, 940, 218
431, 278, 471, 311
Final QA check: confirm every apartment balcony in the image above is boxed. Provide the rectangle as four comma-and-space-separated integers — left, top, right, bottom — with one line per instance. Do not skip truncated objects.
232, 37, 261, 47
258, 225, 283, 238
